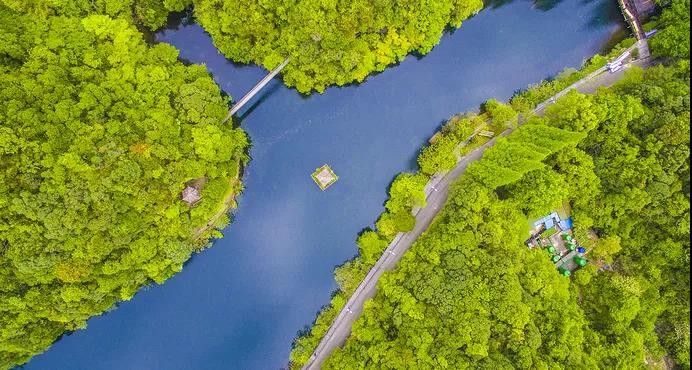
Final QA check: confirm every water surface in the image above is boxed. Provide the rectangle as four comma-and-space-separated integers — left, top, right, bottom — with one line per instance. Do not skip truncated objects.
25, 1, 623, 369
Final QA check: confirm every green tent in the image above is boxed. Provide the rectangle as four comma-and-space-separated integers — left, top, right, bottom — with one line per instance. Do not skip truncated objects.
552, 255, 561, 263
547, 246, 556, 254
558, 266, 571, 277
574, 256, 588, 267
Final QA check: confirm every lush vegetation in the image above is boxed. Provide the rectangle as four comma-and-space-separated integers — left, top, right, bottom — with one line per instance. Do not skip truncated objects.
312, 61, 690, 369
509, 37, 638, 113
650, 0, 690, 58
290, 2, 690, 366
194, 0, 484, 93
0, 0, 191, 29
288, 100, 521, 368
0, 7, 248, 369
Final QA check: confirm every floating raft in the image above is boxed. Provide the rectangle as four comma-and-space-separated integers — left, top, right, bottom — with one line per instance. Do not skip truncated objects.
311, 164, 338, 191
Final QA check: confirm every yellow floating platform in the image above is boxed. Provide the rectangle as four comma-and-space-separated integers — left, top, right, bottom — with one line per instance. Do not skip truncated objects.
311, 164, 338, 191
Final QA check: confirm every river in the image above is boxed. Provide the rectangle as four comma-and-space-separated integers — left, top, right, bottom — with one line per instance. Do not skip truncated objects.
24, 0, 623, 369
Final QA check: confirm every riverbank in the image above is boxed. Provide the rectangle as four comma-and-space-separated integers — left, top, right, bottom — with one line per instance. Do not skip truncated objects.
311, 56, 689, 367
297, 13, 690, 361
0, 12, 252, 369
289, 36, 649, 369
193, 174, 243, 243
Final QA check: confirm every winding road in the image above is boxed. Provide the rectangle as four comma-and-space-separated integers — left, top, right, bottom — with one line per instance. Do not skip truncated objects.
302, 41, 653, 370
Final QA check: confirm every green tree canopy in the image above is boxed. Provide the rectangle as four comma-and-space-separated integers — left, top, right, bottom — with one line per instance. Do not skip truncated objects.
0, 0, 191, 29
0, 13, 248, 368
301, 62, 690, 370
194, 0, 484, 93
650, 0, 690, 58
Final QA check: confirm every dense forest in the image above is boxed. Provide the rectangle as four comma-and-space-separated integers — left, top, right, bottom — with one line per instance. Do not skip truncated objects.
1, 0, 689, 367
321, 61, 689, 368
290, 0, 690, 368
0, 5, 248, 369
0, 0, 192, 29
3, 0, 487, 93
194, 0, 484, 93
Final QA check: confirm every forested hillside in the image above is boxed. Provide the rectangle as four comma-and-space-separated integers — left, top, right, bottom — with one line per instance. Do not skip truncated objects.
194, 0, 483, 93
319, 60, 690, 369
0, 0, 191, 29
3, 0, 487, 93
0, 8, 248, 369
292, 1, 691, 367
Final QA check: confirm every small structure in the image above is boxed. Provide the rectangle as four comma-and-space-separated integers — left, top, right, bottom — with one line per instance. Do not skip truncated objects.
628, 0, 656, 19
526, 210, 588, 276
182, 186, 201, 205
558, 265, 572, 277
311, 165, 338, 191
478, 130, 495, 138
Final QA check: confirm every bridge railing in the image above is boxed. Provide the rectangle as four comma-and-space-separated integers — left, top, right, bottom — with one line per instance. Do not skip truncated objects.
222, 58, 290, 123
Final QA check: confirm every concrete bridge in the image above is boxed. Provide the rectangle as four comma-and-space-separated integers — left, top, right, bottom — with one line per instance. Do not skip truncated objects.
222, 58, 290, 123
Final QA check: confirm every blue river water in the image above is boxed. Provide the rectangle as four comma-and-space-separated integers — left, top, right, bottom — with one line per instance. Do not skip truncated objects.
24, 0, 623, 369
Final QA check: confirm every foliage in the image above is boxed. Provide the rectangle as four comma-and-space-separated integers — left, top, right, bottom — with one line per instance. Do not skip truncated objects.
467, 123, 585, 188
385, 174, 428, 215
293, 62, 690, 369
509, 38, 636, 113
650, 0, 690, 58
418, 114, 481, 175
324, 178, 590, 369
0, 12, 247, 369
194, 0, 484, 93
483, 98, 517, 128
505, 169, 569, 218
544, 90, 607, 132
0, 0, 191, 29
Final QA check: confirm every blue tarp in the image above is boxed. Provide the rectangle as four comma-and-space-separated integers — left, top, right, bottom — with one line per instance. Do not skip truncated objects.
533, 212, 559, 229
558, 217, 573, 231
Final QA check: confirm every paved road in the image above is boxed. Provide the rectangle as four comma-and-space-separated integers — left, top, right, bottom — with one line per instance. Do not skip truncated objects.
533, 40, 651, 114
302, 45, 651, 370
302, 134, 507, 369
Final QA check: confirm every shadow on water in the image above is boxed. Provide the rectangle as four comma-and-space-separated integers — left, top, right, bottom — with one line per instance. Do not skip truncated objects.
164, 8, 196, 30
483, 0, 515, 9
483, 0, 565, 11
598, 28, 631, 53
582, 0, 628, 29
532, 0, 565, 12
237, 81, 283, 124
483, 0, 627, 38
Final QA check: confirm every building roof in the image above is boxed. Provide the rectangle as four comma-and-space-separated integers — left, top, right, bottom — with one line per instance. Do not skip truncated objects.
533, 212, 559, 228
182, 186, 201, 205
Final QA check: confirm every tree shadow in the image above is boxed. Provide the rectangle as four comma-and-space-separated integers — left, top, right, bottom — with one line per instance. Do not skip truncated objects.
483, 0, 571, 12
163, 7, 196, 31
532, 0, 566, 12
581, 0, 628, 30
